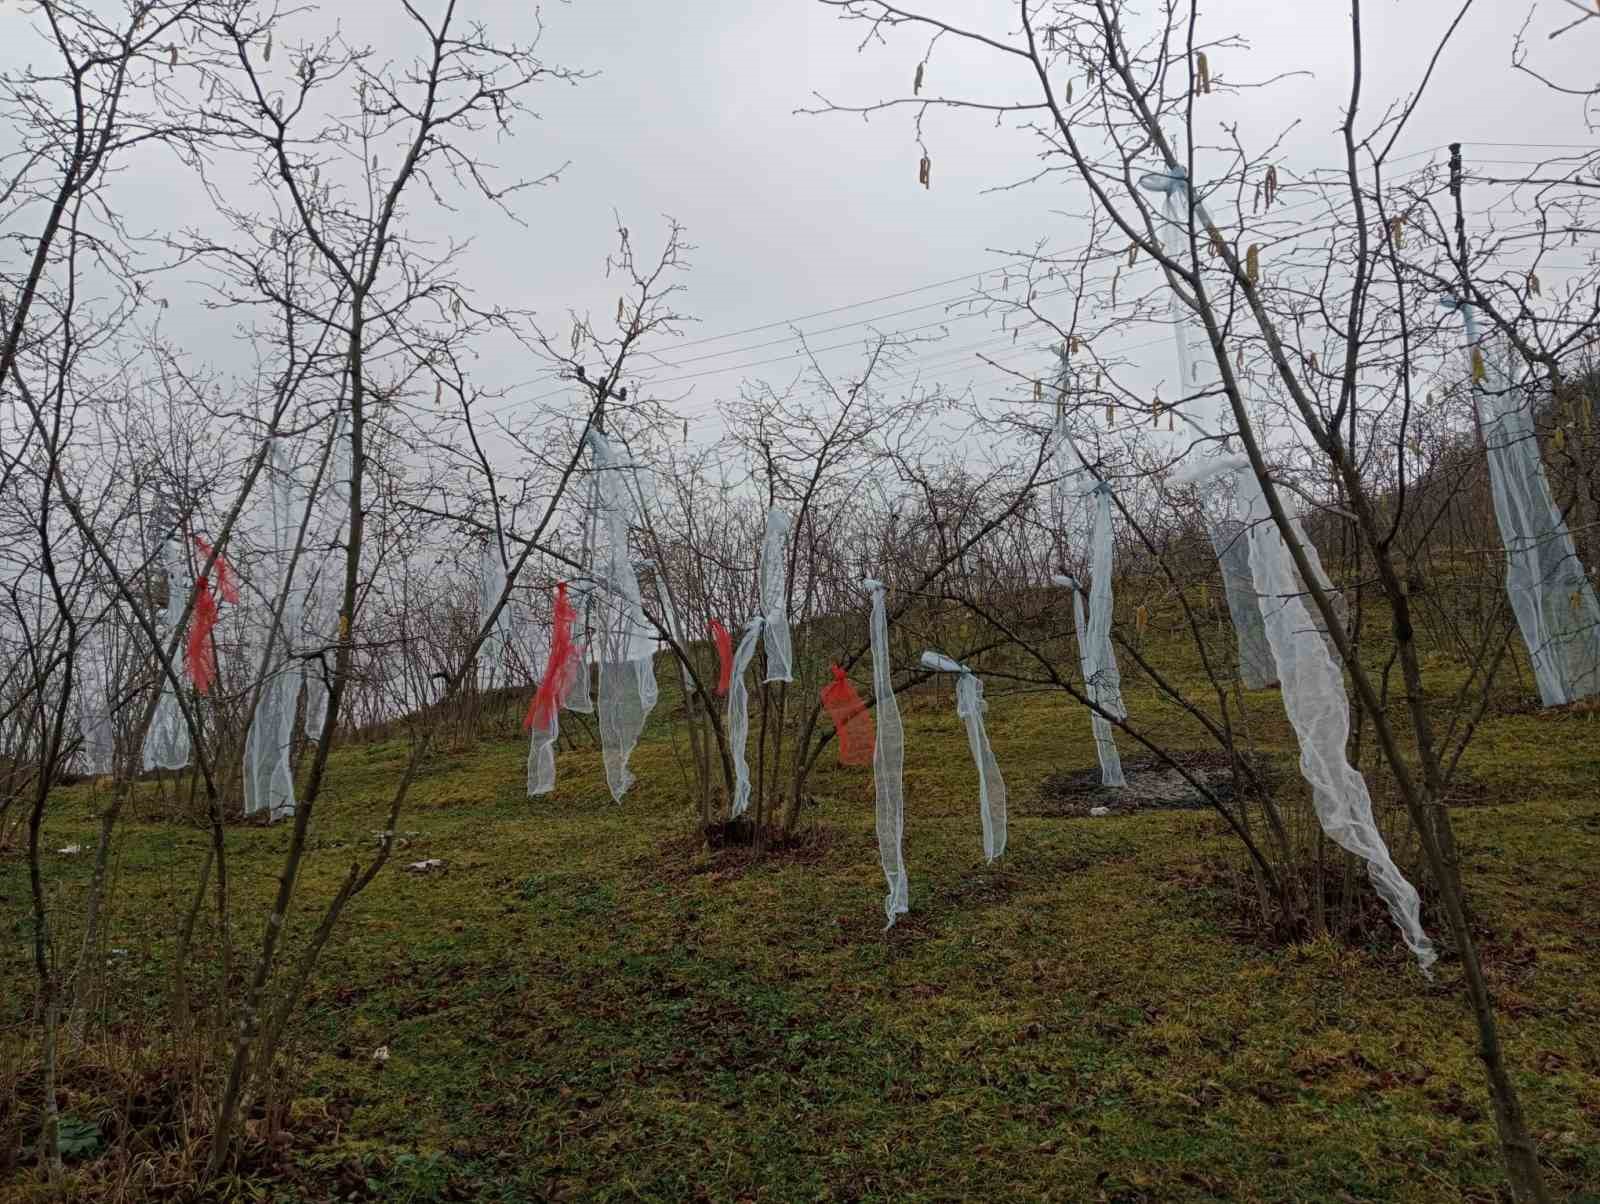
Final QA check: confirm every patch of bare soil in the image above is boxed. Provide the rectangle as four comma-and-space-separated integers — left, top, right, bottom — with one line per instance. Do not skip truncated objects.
1032, 749, 1261, 817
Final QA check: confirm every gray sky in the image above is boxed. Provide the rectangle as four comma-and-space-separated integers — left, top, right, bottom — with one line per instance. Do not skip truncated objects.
478, 0, 1597, 432
5, 1, 1597, 451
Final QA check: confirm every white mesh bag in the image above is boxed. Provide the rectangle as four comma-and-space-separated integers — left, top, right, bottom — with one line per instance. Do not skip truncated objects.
725, 616, 765, 817
589, 434, 657, 801
1238, 469, 1436, 970
1055, 577, 1124, 788
864, 580, 908, 924
243, 442, 302, 822
143, 538, 192, 771
477, 542, 512, 689
527, 707, 558, 796
760, 507, 794, 683
1448, 301, 1600, 704
1139, 167, 1279, 685
920, 650, 1007, 862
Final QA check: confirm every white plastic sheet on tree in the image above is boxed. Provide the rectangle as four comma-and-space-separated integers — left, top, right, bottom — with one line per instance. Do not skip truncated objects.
244, 441, 303, 822
142, 538, 192, 771
303, 413, 349, 740
725, 616, 765, 818
759, 507, 794, 683
1446, 301, 1600, 705
919, 650, 1007, 862
477, 541, 512, 688
589, 433, 657, 801
1237, 468, 1436, 971
864, 579, 908, 924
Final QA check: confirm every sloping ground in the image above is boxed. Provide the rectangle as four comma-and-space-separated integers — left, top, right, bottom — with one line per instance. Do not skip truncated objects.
4, 681, 1599, 1201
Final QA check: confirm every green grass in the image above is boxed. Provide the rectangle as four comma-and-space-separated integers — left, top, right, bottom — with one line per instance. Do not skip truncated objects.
4, 661, 1600, 1201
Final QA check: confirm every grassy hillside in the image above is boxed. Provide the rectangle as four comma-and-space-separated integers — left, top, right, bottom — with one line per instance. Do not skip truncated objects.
4, 666, 1600, 1201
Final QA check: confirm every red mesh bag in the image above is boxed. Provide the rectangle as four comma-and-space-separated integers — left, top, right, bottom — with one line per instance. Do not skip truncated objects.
820, 664, 874, 766
710, 618, 733, 696
185, 576, 219, 694
525, 582, 579, 731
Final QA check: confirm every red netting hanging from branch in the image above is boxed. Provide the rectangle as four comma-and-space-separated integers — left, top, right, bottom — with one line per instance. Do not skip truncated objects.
710, 618, 733, 696
192, 535, 239, 603
186, 576, 219, 693
526, 582, 579, 731
820, 664, 874, 766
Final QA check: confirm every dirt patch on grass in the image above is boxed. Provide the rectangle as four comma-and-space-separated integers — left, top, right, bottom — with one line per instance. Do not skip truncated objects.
1031, 749, 1262, 817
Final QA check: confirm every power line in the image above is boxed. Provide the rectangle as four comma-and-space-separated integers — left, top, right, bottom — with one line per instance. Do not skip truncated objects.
476, 144, 1588, 419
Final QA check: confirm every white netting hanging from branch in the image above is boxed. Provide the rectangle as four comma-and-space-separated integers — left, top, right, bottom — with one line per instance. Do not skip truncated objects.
1447, 301, 1600, 705
1140, 166, 1206, 404
142, 537, 192, 771
1208, 511, 1277, 689
725, 616, 764, 818
1237, 469, 1436, 971
1083, 484, 1126, 786
243, 441, 303, 822
303, 414, 349, 740
919, 651, 1007, 862
1050, 422, 1124, 786
1059, 579, 1124, 784
864, 580, 908, 924
1139, 167, 1278, 687
1049, 411, 1093, 572
589, 433, 657, 801
477, 541, 512, 689
760, 507, 794, 683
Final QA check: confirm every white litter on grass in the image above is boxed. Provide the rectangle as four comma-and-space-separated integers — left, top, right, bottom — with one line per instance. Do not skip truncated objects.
405, 859, 445, 873
58, 844, 83, 855
1089, 806, 1112, 817
371, 1045, 390, 1064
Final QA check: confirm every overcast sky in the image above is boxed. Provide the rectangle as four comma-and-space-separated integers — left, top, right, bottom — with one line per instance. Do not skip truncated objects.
473, 0, 1598, 435
5, 1, 1597, 452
